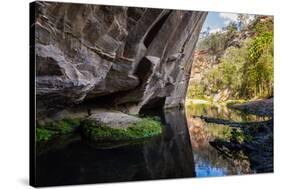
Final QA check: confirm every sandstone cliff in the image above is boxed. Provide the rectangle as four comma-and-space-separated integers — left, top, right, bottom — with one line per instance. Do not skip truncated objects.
33, 1, 207, 115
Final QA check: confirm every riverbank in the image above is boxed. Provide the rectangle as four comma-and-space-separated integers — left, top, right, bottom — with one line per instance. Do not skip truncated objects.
186, 97, 273, 116
229, 98, 273, 116
186, 98, 248, 106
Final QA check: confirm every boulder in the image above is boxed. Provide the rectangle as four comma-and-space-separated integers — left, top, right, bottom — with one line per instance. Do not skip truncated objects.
86, 110, 141, 129
81, 110, 162, 142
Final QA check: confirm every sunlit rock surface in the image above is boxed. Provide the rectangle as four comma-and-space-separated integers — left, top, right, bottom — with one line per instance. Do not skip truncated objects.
33, 2, 207, 115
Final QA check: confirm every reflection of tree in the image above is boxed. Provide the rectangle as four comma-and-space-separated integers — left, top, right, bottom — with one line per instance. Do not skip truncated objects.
186, 103, 268, 122
185, 114, 252, 175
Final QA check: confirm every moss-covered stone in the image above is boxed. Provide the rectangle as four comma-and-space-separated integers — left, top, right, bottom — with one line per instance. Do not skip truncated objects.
82, 117, 162, 142
36, 118, 81, 142
36, 127, 57, 142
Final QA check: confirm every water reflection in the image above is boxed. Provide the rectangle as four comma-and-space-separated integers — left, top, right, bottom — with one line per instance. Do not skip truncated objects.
36, 103, 266, 186
185, 104, 259, 177
186, 103, 270, 122
186, 115, 252, 176
36, 109, 195, 186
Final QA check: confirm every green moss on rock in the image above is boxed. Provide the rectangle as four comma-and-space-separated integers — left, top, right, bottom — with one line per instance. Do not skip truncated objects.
82, 118, 162, 142
36, 118, 81, 142
36, 127, 57, 142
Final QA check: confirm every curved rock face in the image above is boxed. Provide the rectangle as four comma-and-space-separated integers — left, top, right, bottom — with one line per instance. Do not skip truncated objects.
34, 1, 207, 114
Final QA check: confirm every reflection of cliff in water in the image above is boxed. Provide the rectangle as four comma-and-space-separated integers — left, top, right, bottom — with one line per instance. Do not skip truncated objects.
36, 108, 195, 186
155, 109, 196, 178
185, 107, 253, 177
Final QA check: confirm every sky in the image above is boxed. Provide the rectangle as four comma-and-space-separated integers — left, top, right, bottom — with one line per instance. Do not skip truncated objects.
201, 12, 254, 34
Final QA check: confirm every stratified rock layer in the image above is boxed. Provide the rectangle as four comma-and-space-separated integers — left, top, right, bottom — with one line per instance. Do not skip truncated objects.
33, 1, 207, 114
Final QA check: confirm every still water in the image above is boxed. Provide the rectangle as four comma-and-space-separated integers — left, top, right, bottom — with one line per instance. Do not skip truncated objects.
36, 104, 267, 186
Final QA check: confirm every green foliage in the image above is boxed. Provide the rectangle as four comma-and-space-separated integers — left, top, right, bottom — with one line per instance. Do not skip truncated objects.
242, 31, 273, 98
187, 81, 205, 98
189, 17, 273, 101
36, 118, 81, 142
253, 17, 273, 35
82, 118, 162, 141
225, 21, 238, 33
197, 32, 228, 54
191, 45, 247, 99
248, 32, 273, 63
203, 67, 223, 94
196, 21, 238, 53
36, 128, 57, 142
43, 118, 81, 134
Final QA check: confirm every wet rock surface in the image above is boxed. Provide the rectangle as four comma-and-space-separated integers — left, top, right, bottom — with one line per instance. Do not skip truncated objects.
33, 2, 207, 116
